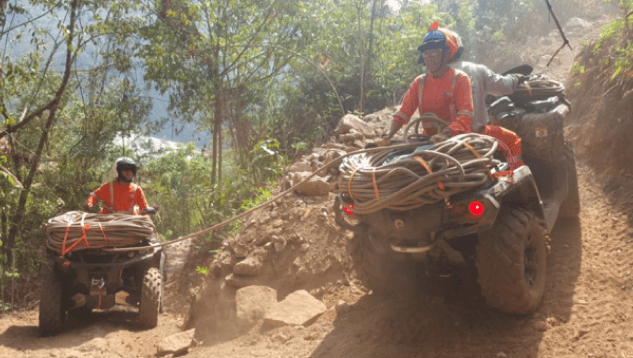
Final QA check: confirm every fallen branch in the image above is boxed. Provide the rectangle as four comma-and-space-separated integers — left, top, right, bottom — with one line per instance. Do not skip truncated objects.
545, 0, 573, 67
0, 164, 23, 188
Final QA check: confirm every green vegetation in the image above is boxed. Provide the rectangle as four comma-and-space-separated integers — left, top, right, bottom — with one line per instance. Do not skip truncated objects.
570, 61, 587, 75
592, 0, 633, 79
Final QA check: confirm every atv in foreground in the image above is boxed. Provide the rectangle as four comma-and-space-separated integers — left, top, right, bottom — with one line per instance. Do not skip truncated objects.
39, 209, 163, 337
334, 73, 579, 314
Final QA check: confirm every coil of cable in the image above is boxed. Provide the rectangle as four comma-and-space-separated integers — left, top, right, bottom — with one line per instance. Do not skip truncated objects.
511, 74, 566, 103
337, 133, 502, 215
44, 211, 157, 253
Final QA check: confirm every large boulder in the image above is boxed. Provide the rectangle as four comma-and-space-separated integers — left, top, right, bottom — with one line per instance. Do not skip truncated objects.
565, 17, 590, 31
232, 248, 267, 276
334, 114, 375, 137
287, 161, 313, 173
157, 329, 196, 357
291, 172, 331, 196
235, 285, 278, 326
263, 290, 327, 327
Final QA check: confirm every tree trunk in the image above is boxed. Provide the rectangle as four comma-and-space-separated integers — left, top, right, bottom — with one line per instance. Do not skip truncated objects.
219, 118, 222, 184
6, 0, 79, 265
211, 110, 217, 185
1, 209, 7, 259
366, 0, 378, 108
211, 79, 224, 186
357, 1, 365, 114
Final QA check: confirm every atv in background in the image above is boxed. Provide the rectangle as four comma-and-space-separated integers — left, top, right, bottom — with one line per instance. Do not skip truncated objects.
334, 71, 579, 314
39, 208, 163, 337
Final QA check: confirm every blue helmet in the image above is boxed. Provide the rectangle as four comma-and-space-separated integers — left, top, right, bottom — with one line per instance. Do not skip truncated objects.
417, 22, 459, 64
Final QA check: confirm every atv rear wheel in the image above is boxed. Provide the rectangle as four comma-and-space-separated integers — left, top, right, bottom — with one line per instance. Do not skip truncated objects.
558, 141, 580, 218
39, 263, 66, 337
138, 266, 161, 329
351, 231, 406, 294
476, 208, 548, 314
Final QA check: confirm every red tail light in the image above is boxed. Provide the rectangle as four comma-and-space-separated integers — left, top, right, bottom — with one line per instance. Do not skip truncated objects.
468, 201, 485, 216
343, 203, 356, 217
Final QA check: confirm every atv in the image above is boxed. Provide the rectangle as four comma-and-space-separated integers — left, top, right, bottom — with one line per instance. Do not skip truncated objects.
334, 69, 579, 314
39, 208, 164, 337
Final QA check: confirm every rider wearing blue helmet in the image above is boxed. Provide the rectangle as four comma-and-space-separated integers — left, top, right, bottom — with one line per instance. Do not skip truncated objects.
386, 22, 474, 143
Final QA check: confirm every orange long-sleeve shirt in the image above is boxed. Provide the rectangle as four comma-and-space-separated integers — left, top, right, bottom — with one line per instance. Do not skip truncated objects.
86, 179, 148, 215
394, 68, 474, 136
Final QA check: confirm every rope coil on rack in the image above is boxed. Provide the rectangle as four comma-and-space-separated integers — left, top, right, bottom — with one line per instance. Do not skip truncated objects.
337, 133, 502, 214
512, 74, 566, 102
44, 212, 157, 254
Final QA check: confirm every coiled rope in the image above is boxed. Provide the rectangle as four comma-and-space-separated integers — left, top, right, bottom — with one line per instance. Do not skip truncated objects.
511, 74, 567, 104
45, 211, 157, 254
338, 133, 502, 214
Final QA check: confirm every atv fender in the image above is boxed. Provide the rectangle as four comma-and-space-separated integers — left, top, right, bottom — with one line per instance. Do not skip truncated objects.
491, 166, 546, 222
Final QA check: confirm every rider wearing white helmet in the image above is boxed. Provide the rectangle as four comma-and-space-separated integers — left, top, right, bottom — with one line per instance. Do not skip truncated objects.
83, 157, 151, 215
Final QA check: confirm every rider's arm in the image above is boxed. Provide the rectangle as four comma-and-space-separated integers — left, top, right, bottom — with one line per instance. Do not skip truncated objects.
389, 76, 423, 138
134, 187, 149, 215
480, 64, 518, 96
447, 73, 474, 136
85, 182, 108, 208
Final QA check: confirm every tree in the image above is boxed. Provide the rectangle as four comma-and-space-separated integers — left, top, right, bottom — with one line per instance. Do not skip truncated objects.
129, 0, 315, 185
0, 0, 152, 268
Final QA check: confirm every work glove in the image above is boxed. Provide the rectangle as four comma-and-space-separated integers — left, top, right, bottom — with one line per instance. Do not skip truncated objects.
430, 129, 452, 144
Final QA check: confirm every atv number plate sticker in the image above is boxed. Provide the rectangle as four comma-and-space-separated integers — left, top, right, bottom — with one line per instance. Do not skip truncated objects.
535, 127, 548, 138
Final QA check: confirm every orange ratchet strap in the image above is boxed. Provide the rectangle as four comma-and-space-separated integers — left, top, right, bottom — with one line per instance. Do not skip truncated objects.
348, 166, 361, 200
461, 141, 493, 180
413, 155, 445, 191
372, 169, 380, 200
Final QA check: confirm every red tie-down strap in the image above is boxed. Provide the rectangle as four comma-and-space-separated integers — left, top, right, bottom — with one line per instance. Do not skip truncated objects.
413, 155, 445, 191
60, 214, 92, 256
61, 224, 91, 256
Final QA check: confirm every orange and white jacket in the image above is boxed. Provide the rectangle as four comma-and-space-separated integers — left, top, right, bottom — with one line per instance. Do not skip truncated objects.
394, 68, 474, 136
86, 179, 148, 215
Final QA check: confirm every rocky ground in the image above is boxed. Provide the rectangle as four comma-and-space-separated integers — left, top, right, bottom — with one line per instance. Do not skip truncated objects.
1, 13, 632, 358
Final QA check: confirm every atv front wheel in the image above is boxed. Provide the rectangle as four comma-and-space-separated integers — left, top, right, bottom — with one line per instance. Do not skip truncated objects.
39, 263, 66, 337
558, 141, 580, 218
138, 266, 161, 328
476, 208, 548, 314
